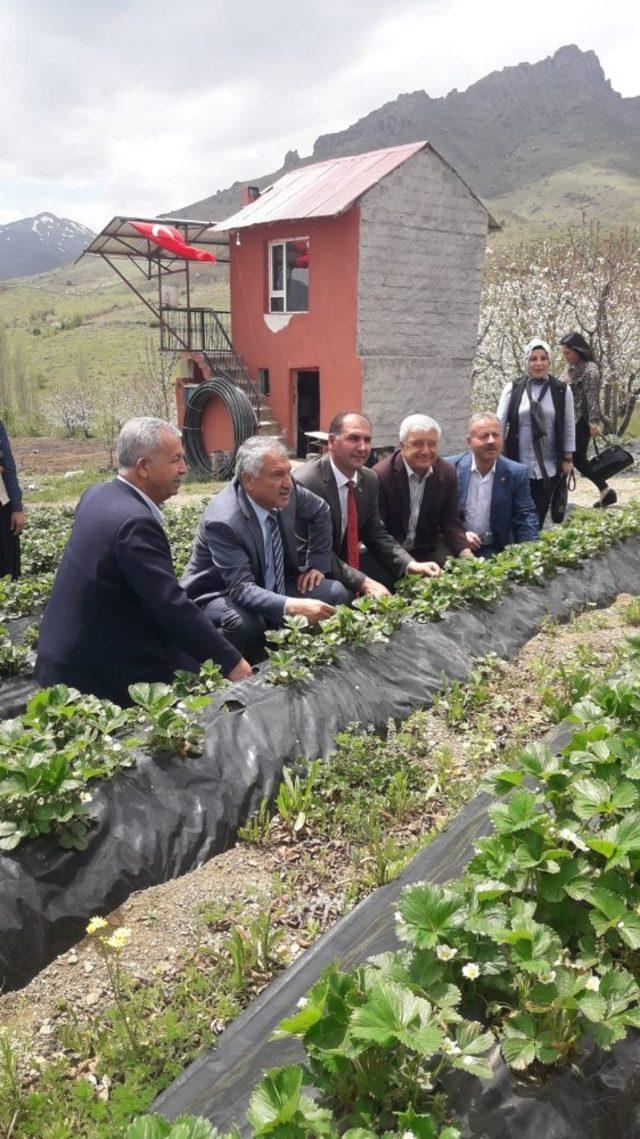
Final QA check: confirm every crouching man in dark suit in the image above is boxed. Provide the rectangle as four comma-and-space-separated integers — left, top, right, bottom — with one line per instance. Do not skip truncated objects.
373, 414, 474, 565
36, 417, 252, 706
293, 411, 442, 597
181, 436, 349, 655
447, 412, 539, 557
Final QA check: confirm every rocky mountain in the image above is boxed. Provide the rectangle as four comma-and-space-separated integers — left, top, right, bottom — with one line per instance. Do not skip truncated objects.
0, 213, 94, 282
173, 45, 640, 235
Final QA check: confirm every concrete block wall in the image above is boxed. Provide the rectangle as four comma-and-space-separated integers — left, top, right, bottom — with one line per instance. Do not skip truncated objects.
357, 146, 489, 452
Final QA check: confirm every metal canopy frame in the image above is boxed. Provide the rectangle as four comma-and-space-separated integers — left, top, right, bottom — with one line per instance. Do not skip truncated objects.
77, 215, 230, 354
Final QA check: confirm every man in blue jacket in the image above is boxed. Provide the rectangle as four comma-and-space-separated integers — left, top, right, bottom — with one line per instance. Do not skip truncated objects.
36, 418, 252, 706
182, 436, 349, 655
447, 413, 539, 557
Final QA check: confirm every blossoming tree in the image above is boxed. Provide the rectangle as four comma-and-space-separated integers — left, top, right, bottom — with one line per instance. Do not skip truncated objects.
473, 222, 640, 434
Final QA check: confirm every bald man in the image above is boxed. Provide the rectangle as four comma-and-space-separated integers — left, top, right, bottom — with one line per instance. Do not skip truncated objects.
447, 412, 539, 557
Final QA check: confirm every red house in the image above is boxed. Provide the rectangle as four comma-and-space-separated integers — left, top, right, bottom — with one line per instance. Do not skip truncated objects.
214, 140, 497, 456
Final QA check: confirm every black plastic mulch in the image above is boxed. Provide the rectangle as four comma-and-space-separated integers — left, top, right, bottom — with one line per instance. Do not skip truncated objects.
0, 538, 638, 994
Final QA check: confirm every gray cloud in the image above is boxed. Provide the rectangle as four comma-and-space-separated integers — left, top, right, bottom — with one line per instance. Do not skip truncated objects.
0, 0, 637, 228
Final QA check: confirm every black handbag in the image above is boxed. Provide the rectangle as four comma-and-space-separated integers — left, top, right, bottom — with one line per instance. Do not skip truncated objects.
590, 438, 634, 481
550, 470, 575, 524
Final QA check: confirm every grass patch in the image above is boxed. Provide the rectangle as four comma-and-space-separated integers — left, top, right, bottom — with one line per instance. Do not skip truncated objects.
24, 468, 109, 505
622, 596, 640, 626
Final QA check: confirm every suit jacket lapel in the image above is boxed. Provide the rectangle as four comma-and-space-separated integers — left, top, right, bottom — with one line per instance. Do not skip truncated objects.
238, 483, 267, 581
320, 454, 343, 549
393, 452, 411, 531
279, 494, 299, 574
457, 455, 471, 517
490, 457, 508, 544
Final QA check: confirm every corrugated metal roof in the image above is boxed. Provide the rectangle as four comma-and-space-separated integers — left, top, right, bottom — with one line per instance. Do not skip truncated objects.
215, 141, 429, 231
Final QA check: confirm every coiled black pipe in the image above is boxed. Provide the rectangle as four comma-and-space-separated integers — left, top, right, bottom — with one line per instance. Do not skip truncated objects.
182, 373, 258, 479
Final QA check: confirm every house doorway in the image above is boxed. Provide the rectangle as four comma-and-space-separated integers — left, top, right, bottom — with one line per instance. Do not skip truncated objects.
295, 370, 320, 457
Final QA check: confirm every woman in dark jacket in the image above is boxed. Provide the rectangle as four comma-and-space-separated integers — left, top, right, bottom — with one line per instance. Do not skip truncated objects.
0, 421, 24, 578
496, 337, 575, 527
559, 331, 615, 507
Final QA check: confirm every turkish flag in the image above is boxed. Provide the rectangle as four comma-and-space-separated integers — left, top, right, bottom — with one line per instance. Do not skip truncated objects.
131, 221, 217, 263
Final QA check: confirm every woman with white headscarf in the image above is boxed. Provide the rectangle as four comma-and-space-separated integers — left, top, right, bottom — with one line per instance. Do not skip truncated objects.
496, 338, 575, 527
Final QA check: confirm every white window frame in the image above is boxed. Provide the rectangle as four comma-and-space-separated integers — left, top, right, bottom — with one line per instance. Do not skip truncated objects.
268, 237, 309, 314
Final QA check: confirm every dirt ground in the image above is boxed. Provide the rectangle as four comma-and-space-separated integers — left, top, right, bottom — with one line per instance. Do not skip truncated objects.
1, 595, 636, 1067
12, 437, 109, 475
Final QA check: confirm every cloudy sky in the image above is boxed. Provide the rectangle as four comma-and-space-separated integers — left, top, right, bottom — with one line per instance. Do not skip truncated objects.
0, 0, 638, 232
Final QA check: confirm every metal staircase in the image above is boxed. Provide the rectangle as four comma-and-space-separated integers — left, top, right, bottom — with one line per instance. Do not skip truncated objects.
160, 306, 289, 447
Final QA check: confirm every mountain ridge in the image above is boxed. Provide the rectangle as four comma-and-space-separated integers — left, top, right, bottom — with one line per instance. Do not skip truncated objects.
0, 213, 94, 283
171, 44, 640, 234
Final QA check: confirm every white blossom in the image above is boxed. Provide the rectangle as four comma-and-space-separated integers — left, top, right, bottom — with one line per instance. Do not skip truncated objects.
462, 962, 480, 980
436, 944, 458, 962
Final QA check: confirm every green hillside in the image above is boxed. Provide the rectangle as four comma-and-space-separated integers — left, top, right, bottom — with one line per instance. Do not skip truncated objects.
0, 257, 230, 398
487, 163, 640, 240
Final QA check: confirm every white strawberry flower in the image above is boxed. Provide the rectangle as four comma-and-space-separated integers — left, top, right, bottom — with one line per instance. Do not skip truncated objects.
540, 970, 556, 983
436, 944, 458, 962
462, 962, 480, 980
585, 975, 601, 992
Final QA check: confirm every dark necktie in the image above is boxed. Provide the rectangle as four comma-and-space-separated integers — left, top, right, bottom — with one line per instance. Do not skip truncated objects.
345, 480, 360, 570
267, 512, 286, 594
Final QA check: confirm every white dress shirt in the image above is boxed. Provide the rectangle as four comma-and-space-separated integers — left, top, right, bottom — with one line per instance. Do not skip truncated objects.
329, 457, 359, 539
464, 457, 496, 544
402, 459, 432, 551
117, 475, 164, 526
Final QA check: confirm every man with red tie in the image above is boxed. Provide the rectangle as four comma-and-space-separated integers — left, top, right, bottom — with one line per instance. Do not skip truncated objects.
293, 412, 441, 597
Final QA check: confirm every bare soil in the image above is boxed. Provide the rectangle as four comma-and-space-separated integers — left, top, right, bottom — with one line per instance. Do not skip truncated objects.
1, 595, 636, 1071
12, 437, 109, 475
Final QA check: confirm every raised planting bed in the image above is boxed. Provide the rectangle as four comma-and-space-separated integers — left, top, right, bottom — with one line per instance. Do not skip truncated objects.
0, 603, 635, 1139
153, 644, 640, 1139
1, 509, 639, 993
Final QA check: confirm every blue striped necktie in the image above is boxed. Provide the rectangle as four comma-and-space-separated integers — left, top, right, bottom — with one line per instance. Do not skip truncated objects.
267, 511, 286, 594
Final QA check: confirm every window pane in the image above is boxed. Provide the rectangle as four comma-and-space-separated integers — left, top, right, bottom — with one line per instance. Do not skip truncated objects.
270, 296, 284, 312
285, 240, 309, 312
271, 243, 284, 292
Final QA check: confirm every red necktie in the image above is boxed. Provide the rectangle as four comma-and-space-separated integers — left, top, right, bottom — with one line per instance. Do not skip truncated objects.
345, 480, 360, 570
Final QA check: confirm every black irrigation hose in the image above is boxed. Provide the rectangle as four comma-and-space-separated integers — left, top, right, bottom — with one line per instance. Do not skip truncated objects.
182, 373, 257, 480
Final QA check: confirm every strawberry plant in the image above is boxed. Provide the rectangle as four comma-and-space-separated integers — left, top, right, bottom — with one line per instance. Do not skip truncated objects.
228, 636, 640, 1132
266, 502, 640, 684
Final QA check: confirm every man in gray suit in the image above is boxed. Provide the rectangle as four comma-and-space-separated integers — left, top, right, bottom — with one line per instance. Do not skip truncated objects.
181, 436, 349, 654
293, 411, 442, 597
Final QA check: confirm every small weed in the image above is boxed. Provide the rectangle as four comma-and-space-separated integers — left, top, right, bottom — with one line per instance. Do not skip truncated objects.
0, 1031, 23, 1136
275, 761, 321, 833
350, 817, 408, 894
197, 897, 242, 931
433, 744, 454, 792
224, 910, 284, 987
538, 662, 593, 723
386, 768, 412, 821
539, 613, 561, 636
238, 796, 273, 844
622, 597, 640, 626
226, 925, 256, 990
